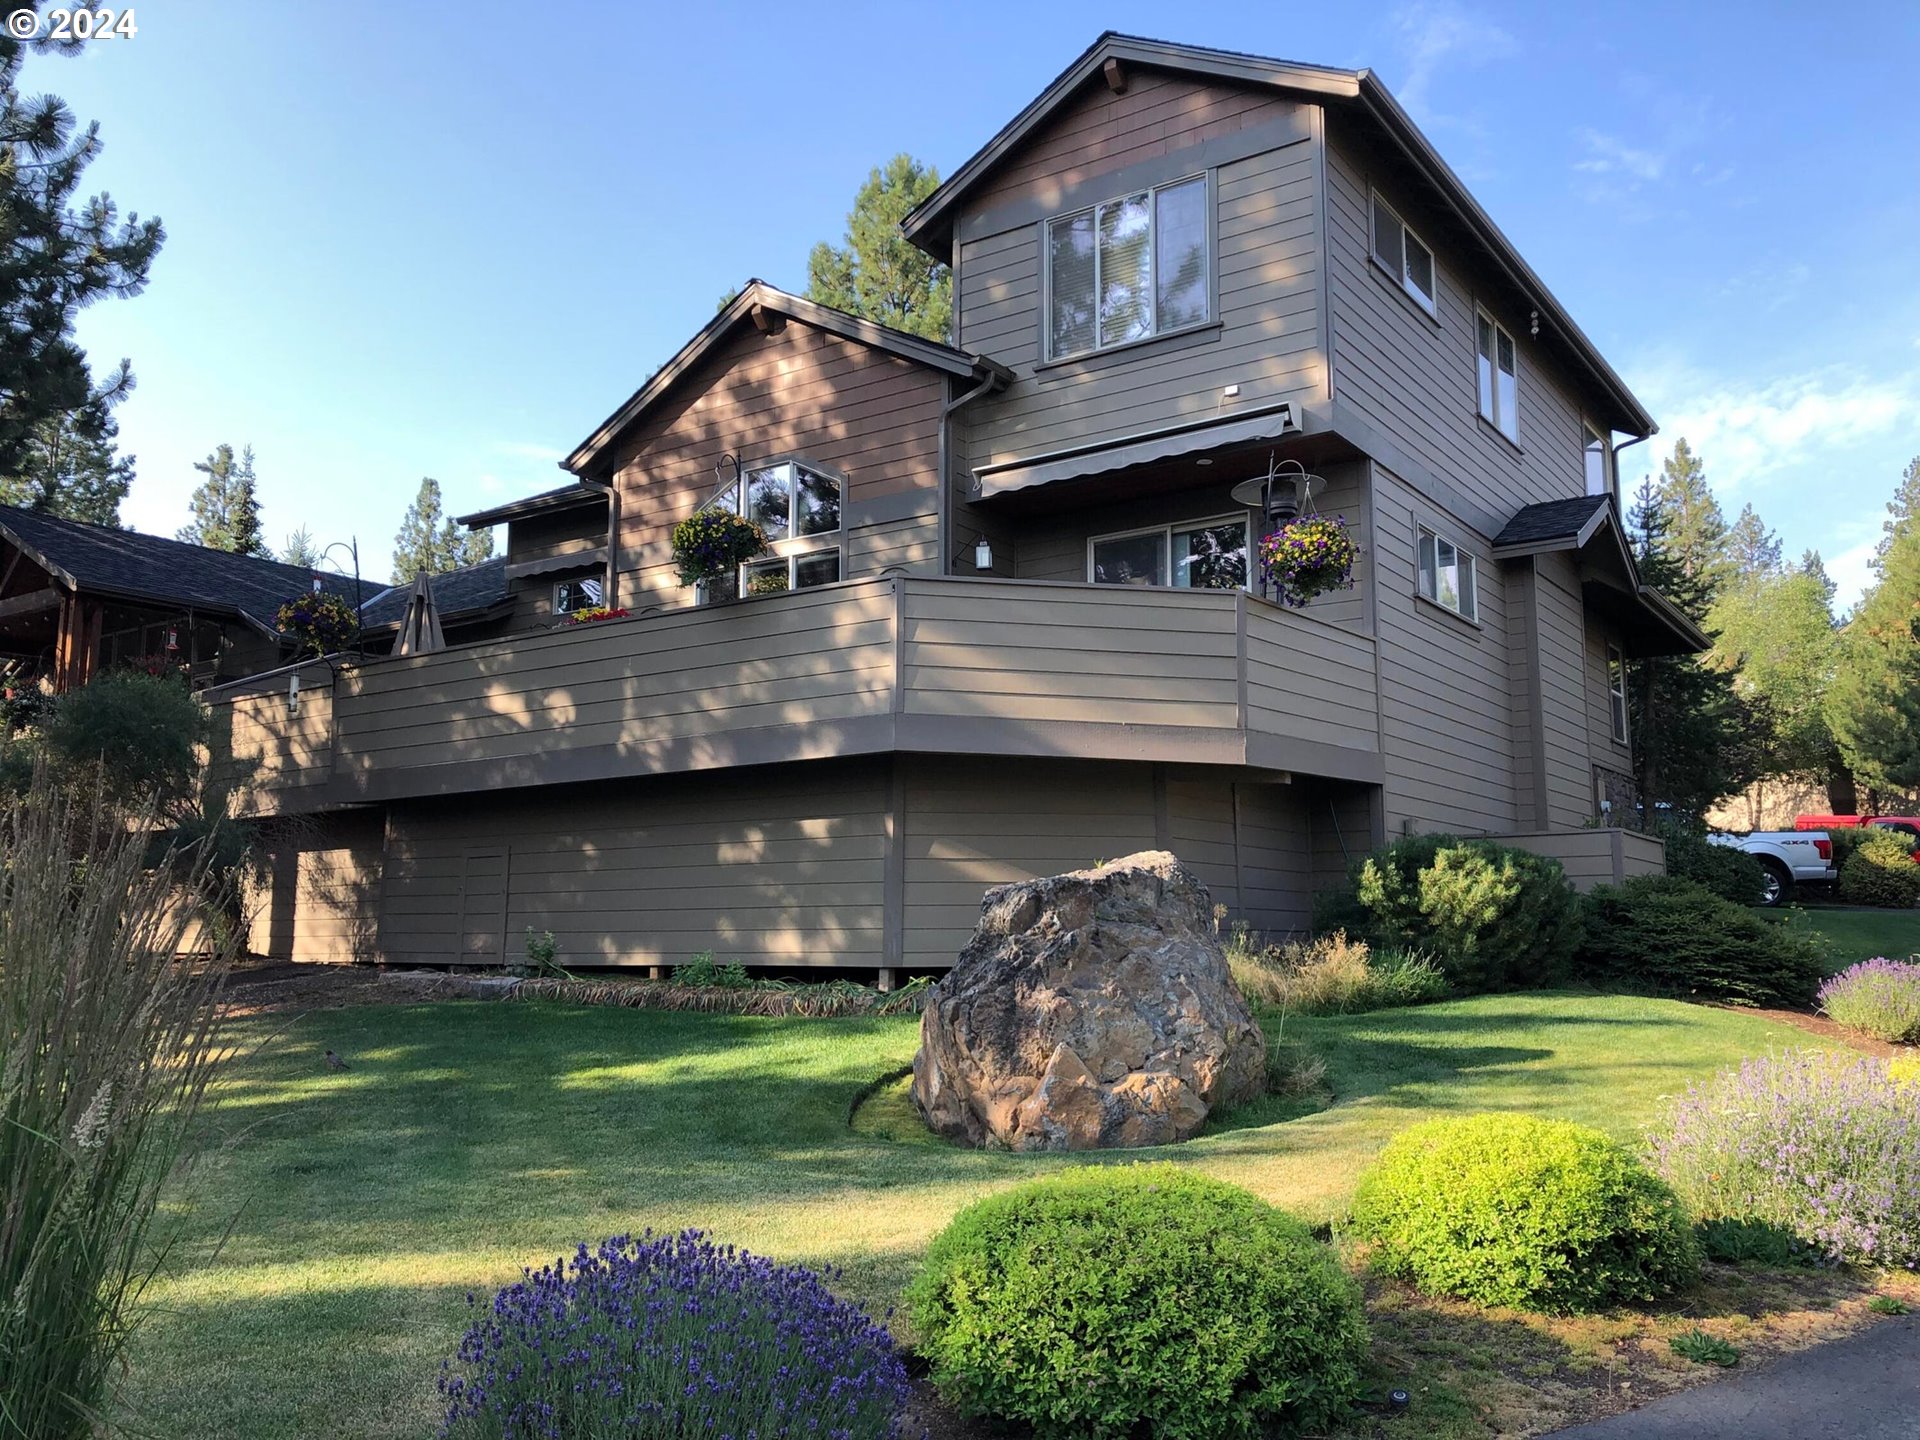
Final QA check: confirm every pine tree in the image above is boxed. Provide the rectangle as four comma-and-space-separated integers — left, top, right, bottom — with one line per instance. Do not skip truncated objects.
390, 477, 494, 583
806, 155, 951, 341
1725, 503, 1782, 579
0, 378, 134, 525
1653, 439, 1732, 595
1710, 566, 1838, 780
1627, 479, 1752, 815
177, 443, 270, 556
1830, 479, 1920, 798
1801, 549, 1837, 610
280, 526, 322, 568
1873, 455, 1920, 578
0, 24, 163, 477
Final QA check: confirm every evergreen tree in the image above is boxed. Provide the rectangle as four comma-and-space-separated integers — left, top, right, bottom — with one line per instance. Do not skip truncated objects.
1873, 455, 1920, 578
177, 443, 269, 556
806, 154, 951, 341
1710, 566, 1838, 781
280, 526, 322, 568
390, 477, 494, 582
1830, 482, 1920, 798
0, 16, 163, 478
1725, 502, 1782, 579
1626, 479, 1752, 816
1802, 548, 1837, 610
1653, 439, 1732, 594
0, 371, 134, 524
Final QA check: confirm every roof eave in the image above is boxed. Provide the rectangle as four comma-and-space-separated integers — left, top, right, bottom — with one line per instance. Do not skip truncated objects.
456, 487, 607, 529
562, 281, 1008, 479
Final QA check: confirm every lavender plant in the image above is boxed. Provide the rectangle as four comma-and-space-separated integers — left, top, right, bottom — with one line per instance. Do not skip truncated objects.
1818, 958, 1920, 1043
1648, 1051, 1920, 1268
438, 1230, 911, 1440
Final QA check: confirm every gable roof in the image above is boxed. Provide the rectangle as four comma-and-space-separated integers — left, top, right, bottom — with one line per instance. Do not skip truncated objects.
357, 556, 511, 630
900, 32, 1654, 438
0, 505, 355, 633
1491, 494, 1612, 551
1493, 494, 1708, 656
562, 280, 1013, 479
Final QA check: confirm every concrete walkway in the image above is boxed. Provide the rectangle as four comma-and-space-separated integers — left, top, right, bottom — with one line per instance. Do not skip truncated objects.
1548, 1316, 1920, 1438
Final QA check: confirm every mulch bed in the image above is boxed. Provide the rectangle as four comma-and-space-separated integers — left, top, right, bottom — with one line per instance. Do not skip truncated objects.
1722, 1004, 1915, 1059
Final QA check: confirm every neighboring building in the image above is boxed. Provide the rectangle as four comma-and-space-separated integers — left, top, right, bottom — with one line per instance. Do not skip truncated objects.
211, 34, 1702, 975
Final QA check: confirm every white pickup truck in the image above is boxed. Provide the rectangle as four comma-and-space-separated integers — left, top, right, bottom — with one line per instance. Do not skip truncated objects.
1708, 830, 1836, 907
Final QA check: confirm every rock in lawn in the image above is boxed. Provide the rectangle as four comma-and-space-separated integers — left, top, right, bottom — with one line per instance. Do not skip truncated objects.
912, 851, 1266, 1151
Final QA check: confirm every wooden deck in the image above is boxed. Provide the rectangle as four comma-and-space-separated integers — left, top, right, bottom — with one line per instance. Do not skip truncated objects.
207, 576, 1383, 816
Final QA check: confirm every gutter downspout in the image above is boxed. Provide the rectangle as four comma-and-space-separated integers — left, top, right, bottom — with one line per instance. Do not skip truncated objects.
937, 365, 1009, 577
1611, 428, 1656, 504
576, 474, 621, 610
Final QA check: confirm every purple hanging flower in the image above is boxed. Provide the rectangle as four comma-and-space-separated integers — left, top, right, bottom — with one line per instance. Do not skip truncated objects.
1258, 515, 1358, 608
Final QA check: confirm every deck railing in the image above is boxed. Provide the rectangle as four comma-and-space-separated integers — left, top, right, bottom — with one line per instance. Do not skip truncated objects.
207, 575, 1382, 815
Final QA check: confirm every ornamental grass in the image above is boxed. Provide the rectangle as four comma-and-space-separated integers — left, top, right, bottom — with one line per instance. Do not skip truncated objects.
438, 1230, 911, 1440
0, 769, 235, 1439
1648, 1050, 1920, 1268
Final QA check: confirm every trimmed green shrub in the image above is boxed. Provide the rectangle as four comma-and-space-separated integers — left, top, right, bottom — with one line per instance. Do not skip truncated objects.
908, 1165, 1368, 1439
1576, 875, 1827, 1006
1837, 831, 1920, 908
39, 669, 208, 805
1656, 820, 1765, 905
1340, 833, 1583, 992
1348, 1113, 1698, 1313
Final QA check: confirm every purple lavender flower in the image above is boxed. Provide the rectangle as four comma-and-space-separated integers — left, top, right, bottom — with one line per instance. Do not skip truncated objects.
1818, 957, 1920, 1043
1647, 1050, 1920, 1268
438, 1230, 911, 1439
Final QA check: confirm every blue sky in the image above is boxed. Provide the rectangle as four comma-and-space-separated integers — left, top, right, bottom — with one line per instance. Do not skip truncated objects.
52, 1, 1920, 602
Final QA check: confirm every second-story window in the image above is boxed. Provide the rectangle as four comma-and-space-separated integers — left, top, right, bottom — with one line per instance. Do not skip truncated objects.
1046, 175, 1209, 360
1477, 311, 1519, 443
1607, 643, 1629, 743
1417, 525, 1478, 621
1584, 423, 1613, 496
1370, 192, 1436, 316
701, 460, 842, 601
554, 576, 603, 614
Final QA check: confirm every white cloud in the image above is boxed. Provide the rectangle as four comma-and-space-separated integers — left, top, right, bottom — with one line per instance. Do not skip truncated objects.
1825, 537, 1878, 617
1641, 366, 1920, 494
1385, 1, 1517, 121
1573, 128, 1666, 184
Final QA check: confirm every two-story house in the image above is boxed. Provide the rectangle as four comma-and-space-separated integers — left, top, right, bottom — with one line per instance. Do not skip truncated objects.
213, 34, 1702, 976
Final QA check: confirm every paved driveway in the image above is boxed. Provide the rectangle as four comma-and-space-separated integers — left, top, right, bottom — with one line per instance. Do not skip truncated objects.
1548, 1317, 1920, 1439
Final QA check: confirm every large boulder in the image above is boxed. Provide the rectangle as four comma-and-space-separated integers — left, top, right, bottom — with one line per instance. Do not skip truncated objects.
912, 851, 1267, 1151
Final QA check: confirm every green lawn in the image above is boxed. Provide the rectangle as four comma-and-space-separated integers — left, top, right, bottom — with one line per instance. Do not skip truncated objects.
125, 995, 1838, 1439
1792, 905, 1920, 967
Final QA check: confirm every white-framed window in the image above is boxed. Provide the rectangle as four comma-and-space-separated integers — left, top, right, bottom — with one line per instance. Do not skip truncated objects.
1476, 310, 1519, 442
1088, 515, 1251, 590
1045, 174, 1210, 361
700, 459, 843, 602
1417, 525, 1478, 621
554, 576, 603, 614
1370, 191, 1436, 316
1584, 422, 1613, 496
1607, 643, 1629, 743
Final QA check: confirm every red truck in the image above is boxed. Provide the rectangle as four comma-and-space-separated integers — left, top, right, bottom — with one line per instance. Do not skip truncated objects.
1795, 815, 1920, 860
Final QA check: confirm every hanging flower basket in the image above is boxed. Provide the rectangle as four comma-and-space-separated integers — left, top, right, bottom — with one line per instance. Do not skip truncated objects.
671, 510, 767, 586
276, 591, 359, 657
1259, 515, 1357, 608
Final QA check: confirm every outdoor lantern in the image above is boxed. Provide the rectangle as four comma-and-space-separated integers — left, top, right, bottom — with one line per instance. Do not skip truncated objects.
1230, 456, 1326, 523
974, 536, 994, 570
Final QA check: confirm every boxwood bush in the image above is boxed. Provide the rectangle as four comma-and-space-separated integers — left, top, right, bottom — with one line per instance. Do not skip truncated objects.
1575, 875, 1827, 1006
908, 1165, 1367, 1440
1329, 833, 1582, 992
1348, 1113, 1698, 1313
1837, 830, 1920, 908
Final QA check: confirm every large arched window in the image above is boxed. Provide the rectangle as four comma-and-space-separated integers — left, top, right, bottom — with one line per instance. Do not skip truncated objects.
700, 459, 843, 601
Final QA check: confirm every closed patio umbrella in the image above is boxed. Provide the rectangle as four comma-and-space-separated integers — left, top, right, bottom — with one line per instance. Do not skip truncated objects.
394, 570, 446, 656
